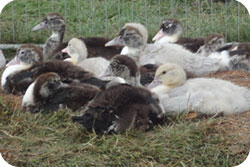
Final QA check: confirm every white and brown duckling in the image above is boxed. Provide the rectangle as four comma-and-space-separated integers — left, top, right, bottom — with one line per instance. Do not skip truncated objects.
105, 22, 228, 77
100, 54, 141, 86
62, 38, 110, 77
196, 34, 225, 57
208, 42, 250, 72
22, 72, 100, 113
33, 13, 121, 61
32, 13, 66, 61
0, 50, 6, 69
1, 44, 43, 95
149, 63, 250, 116
72, 83, 164, 133
139, 64, 158, 86
2, 44, 109, 95
152, 19, 205, 53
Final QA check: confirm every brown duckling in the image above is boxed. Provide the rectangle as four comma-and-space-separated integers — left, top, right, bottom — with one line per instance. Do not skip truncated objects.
22, 72, 100, 113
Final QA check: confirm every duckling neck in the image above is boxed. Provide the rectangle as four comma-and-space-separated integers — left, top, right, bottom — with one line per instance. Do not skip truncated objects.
151, 84, 171, 95
155, 34, 180, 45
64, 56, 78, 65
50, 30, 64, 42
121, 46, 144, 64
126, 73, 142, 87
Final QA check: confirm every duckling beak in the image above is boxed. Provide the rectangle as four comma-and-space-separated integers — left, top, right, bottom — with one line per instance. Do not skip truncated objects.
32, 21, 48, 31
105, 37, 124, 47
6, 56, 20, 67
59, 81, 69, 88
61, 47, 68, 53
147, 78, 162, 89
152, 29, 165, 41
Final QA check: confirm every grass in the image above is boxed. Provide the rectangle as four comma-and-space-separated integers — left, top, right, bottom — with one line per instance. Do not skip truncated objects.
0, 104, 249, 167
0, 0, 250, 166
0, 0, 250, 46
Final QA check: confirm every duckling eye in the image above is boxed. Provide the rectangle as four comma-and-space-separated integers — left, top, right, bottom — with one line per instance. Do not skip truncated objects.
20, 51, 25, 55
111, 62, 118, 67
162, 71, 167, 75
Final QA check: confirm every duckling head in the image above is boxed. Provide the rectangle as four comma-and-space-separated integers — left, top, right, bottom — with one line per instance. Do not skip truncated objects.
149, 63, 186, 89
6, 44, 43, 67
152, 19, 182, 42
62, 38, 88, 65
34, 72, 62, 101
101, 55, 141, 86
105, 23, 148, 48
206, 34, 225, 48
32, 12, 65, 33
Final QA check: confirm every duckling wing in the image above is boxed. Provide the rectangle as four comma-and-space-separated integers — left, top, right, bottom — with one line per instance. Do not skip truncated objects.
6, 70, 34, 95
139, 44, 163, 65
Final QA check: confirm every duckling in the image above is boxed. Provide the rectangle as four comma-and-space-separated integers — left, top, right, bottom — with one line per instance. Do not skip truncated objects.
208, 42, 250, 72
105, 22, 227, 77
14, 60, 109, 93
72, 83, 164, 133
2, 44, 109, 95
196, 34, 225, 57
149, 63, 250, 116
33, 13, 121, 60
1, 44, 43, 95
152, 19, 205, 53
32, 13, 66, 61
100, 54, 141, 86
139, 64, 158, 86
22, 72, 100, 113
62, 38, 110, 77
0, 50, 6, 69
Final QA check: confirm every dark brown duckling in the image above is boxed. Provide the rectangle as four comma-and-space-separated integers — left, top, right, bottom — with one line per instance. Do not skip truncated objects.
139, 64, 158, 86
153, 18, 205, 53
33, 12, 122, 61
22, 72, 100, 113
1, 44, 43, 95
72, 83, 164, 134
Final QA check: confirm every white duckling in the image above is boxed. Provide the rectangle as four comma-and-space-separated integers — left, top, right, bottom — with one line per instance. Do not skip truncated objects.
0, 49, 6, 69
105, 23, 228, 77
62, 38, 110, 77
149, 63, 250, 116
